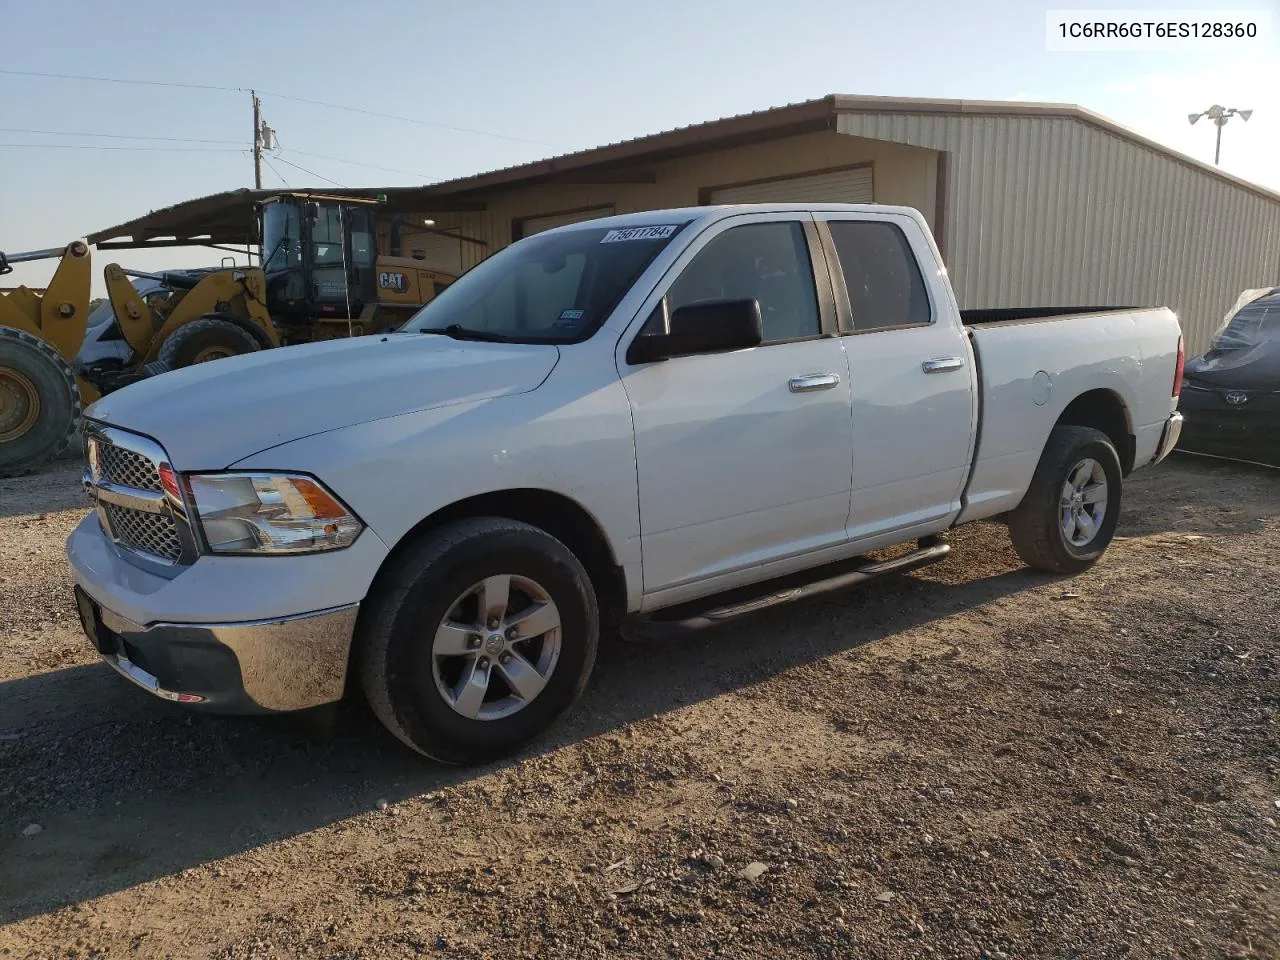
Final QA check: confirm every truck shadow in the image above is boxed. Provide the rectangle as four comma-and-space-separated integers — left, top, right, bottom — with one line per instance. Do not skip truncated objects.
0, 543, 1037, 926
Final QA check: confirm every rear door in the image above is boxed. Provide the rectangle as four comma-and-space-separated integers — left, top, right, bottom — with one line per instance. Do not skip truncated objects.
815, 213, 977, 540
617, 213, 855, 600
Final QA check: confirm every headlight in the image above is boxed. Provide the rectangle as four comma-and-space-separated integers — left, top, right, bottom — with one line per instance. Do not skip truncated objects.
186, 473, 363, 555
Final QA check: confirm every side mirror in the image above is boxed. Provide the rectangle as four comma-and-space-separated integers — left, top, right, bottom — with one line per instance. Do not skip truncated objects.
627, 298, 763, 364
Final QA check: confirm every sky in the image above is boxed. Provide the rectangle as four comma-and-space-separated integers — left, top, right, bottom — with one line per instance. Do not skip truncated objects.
2, 0, 1277, 294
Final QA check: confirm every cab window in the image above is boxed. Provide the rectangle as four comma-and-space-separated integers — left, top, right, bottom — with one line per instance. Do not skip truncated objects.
665, 222, 820, 343
827, 221, 931, 331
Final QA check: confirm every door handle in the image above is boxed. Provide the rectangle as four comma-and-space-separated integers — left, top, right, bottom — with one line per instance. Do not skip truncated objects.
922, 357, 965, 374
789, 373, 841, 393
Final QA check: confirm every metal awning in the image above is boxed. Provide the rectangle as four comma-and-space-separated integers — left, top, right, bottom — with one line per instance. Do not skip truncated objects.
86, 187, 483, 250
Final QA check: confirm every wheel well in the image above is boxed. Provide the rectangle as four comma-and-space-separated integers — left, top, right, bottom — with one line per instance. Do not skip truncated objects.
381, 489, 627, 625
1056, 389, 1134, 473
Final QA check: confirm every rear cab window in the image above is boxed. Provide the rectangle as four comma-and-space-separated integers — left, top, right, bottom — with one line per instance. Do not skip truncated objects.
826, 220, 932, 332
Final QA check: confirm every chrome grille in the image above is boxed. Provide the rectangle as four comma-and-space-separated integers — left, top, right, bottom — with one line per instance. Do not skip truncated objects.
104, 504, 183, 562
98, 444, 162, 491
84, 425, 194, 568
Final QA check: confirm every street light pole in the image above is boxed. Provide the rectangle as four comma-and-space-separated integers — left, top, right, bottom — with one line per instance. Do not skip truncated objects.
1188, 105, 1253, 166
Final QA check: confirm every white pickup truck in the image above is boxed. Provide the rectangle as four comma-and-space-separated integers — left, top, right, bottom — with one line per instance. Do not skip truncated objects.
67, 204, 1185, 763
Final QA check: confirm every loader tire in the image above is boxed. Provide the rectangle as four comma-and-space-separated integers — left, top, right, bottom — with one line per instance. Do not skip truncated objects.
0, 326, 81, 478
157, 317, 260, 369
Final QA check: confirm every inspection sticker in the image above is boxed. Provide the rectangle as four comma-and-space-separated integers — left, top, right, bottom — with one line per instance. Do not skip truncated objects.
558, 309, 585, 321
600, 225, 679, 243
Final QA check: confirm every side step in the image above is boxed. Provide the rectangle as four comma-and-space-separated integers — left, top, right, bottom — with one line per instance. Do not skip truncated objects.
622, 536, 950, 641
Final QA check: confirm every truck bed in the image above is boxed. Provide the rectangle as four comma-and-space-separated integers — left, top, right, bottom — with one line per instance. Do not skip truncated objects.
957, 305, 1181, 525
961, 306, 1145, 326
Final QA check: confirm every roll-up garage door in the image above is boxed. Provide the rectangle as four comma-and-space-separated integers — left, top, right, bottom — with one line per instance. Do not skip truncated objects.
708, 167, 873, 205
517, 205, 616, 238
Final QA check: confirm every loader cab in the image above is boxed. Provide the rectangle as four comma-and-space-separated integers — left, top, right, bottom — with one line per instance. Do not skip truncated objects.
260, 196, 378, 325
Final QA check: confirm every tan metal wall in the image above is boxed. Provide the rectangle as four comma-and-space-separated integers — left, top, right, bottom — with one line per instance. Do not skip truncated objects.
434, 131, 938, 272
839, 111, 1280, 353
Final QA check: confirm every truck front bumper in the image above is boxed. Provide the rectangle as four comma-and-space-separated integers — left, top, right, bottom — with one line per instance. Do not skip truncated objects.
74, 585, 358, 713
66, 510, 386, 715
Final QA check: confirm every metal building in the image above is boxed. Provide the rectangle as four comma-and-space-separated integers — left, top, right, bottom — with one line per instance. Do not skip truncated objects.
91, 95, 1280, 352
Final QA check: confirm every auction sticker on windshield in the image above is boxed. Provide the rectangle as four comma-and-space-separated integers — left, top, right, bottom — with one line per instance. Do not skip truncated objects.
600, 225, 679, 243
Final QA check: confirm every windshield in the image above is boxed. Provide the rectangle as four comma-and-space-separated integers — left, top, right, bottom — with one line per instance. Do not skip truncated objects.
310, 203, 346, 265
1208, 294, 1280, 355
402, 221, 689, 342
261, 201, 301, 272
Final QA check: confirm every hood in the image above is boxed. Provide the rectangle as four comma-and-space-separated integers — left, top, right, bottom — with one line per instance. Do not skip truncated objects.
85, 333, 560, 469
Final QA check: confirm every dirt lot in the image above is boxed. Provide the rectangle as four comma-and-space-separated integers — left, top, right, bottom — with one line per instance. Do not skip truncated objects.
1, 455, 1277, 959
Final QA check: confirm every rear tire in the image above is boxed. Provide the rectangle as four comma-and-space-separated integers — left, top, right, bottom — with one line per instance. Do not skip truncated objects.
358, 518, 599, 765
0, 326, 81, 478
1007, 425, 1123, 574
157, 317, 259, 369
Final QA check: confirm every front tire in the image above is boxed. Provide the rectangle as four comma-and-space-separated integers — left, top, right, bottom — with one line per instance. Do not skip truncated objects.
1007, 425, 1123, 574
358, 518, 599, 765
157, 317, 260, 369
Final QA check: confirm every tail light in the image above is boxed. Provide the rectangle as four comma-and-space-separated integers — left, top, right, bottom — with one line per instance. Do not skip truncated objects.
1172, 335, 1185, 397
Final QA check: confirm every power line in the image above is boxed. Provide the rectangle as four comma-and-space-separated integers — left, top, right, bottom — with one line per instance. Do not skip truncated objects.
0, 67, 240, 93
261, 154, 293, 189
272, 155, 345, 188
1, 67, 555, 146
0, 126, 243, 145
256, 89, 553, 146
278, 146, 434, 180
0, 142, 244, 153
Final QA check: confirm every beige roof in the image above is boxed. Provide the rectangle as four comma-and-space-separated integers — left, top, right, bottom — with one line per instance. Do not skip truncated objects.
428, 94, 1280, 204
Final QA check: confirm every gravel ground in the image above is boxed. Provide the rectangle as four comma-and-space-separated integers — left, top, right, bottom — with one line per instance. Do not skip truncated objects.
0, 454, 1277, 959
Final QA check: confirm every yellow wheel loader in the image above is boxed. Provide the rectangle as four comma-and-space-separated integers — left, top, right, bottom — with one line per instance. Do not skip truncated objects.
0, 243, 277, 476
1, 194, 457, 476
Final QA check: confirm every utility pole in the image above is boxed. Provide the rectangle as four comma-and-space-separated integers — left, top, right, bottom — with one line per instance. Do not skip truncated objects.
1188, 105, 1253, 165
251, 90, 262, 189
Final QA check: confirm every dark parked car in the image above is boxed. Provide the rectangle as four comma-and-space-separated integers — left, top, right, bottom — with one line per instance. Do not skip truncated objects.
1178, 287, 1280, 467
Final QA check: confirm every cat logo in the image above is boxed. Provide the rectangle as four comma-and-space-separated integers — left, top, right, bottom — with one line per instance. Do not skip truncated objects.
378, 271, 409, 293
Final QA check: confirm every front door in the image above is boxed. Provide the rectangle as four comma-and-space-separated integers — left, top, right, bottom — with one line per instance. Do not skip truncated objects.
817, 213, 977, 540
618, 215, 856, 599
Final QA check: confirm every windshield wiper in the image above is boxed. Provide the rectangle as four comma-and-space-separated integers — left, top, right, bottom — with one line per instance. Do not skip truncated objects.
425, 323, 515, 343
